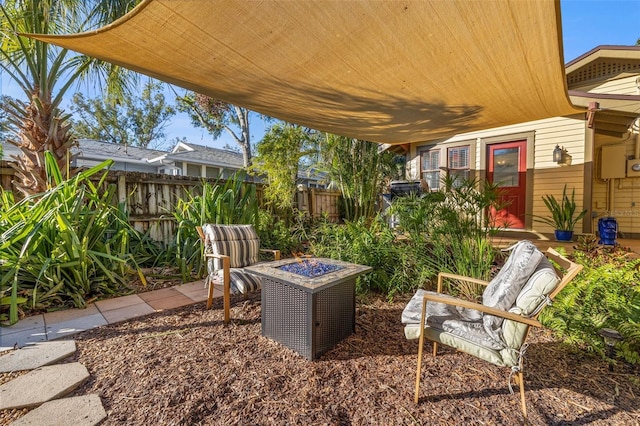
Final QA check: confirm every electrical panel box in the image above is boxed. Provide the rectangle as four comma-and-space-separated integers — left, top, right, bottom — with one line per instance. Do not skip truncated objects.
628, 159, 640, 177
601, 145, 627, 179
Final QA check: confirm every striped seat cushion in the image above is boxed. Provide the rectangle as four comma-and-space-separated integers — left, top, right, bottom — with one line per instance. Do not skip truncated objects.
218, 268, 261, 294
202, 224, 260, 269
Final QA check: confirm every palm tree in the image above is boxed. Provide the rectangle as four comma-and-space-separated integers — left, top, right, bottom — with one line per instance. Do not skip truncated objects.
0, 0, 138, 195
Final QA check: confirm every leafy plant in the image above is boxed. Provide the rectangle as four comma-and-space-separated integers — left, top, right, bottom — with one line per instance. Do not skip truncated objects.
171, 171, 259, 281
535, 184, 587, 231
540, 249, 640, 365
0, 152, 146, 324
315, 134, 398, 221
309, 215, 435, 298
390, 176, 505, 299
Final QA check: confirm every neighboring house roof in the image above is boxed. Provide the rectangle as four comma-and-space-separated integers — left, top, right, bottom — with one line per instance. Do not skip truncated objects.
566, 45, 640, 137
73, 139, 166, 164
164, 142, 243, 168
1, 138, 166, 164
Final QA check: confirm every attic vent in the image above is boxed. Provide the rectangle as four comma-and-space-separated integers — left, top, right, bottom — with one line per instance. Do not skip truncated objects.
567, 60, 640, 85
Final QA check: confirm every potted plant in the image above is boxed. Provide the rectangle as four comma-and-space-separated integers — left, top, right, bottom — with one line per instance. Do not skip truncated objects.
535, 185, 587, 241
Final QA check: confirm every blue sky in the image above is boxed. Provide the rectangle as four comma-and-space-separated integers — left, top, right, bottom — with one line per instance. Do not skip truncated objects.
2, 1, 640, 150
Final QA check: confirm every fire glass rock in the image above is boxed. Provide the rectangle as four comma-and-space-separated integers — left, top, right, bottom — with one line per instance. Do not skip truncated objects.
278, 260, 344, 277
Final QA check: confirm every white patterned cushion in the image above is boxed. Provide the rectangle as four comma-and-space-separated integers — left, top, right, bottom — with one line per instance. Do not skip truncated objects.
401, 289, 504, 350
512, 256, 559, 316
481, 240, 544, 343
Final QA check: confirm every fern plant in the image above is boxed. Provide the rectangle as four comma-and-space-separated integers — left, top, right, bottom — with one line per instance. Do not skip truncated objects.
540, 250, 640, 364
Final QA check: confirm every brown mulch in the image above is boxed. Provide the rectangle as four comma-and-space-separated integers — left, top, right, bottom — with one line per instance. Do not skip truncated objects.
2, 293, 640, 426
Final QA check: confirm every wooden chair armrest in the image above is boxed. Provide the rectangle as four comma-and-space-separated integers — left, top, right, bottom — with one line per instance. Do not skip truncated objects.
421, 293, 542, 328
437, 272, 490, 293
204, 253, 229, 260
260, 249, 281, 260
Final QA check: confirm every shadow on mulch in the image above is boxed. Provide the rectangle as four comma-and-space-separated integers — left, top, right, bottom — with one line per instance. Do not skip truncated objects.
3, 292, 634, 426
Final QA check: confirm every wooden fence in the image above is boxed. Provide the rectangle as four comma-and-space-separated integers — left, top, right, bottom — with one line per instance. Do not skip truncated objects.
0, 165, 342, 243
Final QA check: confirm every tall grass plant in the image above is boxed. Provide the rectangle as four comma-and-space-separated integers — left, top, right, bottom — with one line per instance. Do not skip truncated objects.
0, 153, 146, 324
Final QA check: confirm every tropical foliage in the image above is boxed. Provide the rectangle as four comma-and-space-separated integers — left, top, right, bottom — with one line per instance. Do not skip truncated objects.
309, 215, 435, 298
170, 171, 259, 281
317, 134, 398, 221
389, 176, 507, 298
535, 184, 587, 231
540, 246, 640, 365
0, 0, 138, 195
0, 152, 147, 325
252, 123, 318, 222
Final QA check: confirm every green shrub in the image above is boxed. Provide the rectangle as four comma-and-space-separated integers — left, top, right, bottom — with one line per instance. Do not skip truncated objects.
308, 215, 435, 298
0, 153, 146, 324
540, 249, 640, 365
170, 171, 259, 281
389, 176, 505, 298
256, 209, 310, 257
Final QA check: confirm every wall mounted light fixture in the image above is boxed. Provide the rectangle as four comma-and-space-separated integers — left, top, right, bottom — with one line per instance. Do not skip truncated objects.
553, 144, 563, 163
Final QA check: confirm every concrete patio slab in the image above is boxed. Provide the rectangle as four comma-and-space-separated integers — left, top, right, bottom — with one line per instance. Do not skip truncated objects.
45, 313, 108, 341
43, 304, 100, 325
173, 280, 216, 302
0, 315, 47, 351
0, 341, 76, 373
10, 394, 106, 426
0, 362, 89, 410
138, 287, 195, 310
98, 302, 155, 324
94, 294, 147, 311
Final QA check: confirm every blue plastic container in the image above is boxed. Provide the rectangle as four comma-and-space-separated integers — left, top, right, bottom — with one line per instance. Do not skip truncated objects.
598, 217, 618, 246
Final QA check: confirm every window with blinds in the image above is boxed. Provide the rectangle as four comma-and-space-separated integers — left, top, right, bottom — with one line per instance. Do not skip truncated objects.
448, 146, 470, 185
420, 149, 440, 190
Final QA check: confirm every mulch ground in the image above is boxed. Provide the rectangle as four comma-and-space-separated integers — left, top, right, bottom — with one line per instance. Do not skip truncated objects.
2, 293, 640, 425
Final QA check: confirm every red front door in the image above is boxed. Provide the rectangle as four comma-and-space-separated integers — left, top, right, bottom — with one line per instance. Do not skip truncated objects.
487, 141, 527, 229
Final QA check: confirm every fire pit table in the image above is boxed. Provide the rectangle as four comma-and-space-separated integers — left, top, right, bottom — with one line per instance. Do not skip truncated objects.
245, 258, 371, 360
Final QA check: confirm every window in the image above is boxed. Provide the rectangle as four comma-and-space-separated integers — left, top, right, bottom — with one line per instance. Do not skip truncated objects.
448, 146, 470, 185
420, 149, 440, 190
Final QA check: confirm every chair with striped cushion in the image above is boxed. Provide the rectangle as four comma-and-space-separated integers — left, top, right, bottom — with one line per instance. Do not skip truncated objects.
197, 224, 280, 324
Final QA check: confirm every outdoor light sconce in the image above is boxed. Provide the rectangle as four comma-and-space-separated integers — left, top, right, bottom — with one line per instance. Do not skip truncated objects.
553, 144, 563, 163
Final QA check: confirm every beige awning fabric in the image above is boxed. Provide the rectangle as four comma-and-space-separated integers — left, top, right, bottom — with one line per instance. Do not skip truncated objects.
26, 0, 581, 144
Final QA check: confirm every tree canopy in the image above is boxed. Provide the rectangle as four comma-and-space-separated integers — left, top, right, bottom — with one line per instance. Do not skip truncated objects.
71, 81, 175, 149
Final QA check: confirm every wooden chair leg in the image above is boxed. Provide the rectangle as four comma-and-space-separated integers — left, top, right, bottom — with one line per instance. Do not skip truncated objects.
206, 279, 215, 309
432, 342, 438, 357
516, 371, 528, 421
222, 257, 231, 324
414, 297, 428, 403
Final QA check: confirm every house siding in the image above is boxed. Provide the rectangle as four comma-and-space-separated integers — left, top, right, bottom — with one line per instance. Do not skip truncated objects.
580, 74, 640, 96
592, 133, 640, 236
408, 116, 587, 233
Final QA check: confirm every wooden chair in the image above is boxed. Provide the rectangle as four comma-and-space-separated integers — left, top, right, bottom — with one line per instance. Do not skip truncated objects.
196, 224, 280, 324
401, 241, 583, 421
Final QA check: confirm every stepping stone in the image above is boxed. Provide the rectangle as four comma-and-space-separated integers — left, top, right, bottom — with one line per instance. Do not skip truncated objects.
0, 363, 89, 410
0, 341, 76, 373
10, 394, 106, 426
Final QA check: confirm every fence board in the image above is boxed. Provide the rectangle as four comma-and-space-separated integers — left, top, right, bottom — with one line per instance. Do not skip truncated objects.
1, 167, 342, 243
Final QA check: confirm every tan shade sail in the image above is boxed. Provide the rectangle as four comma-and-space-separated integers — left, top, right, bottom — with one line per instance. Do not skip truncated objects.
27, 0, 581, 144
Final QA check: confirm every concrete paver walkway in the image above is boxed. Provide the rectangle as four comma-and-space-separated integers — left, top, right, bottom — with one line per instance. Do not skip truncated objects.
0, 341, 76, 373
10, 394, 106, 426
0, 280, 220, 351
0, 363, 89, 410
